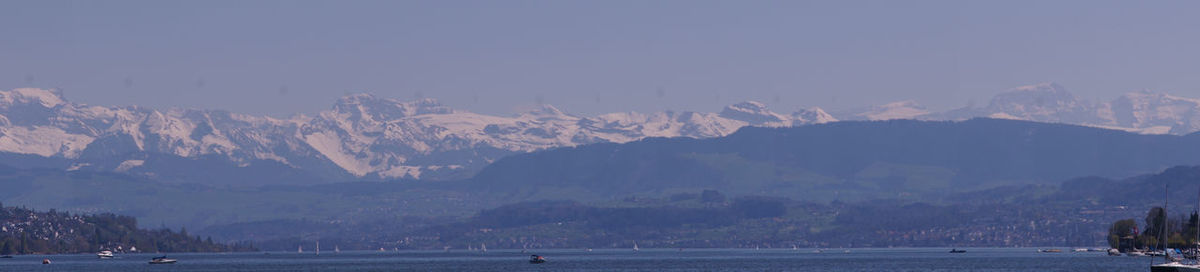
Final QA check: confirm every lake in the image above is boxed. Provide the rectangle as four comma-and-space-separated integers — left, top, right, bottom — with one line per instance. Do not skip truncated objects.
0, 247, 1160, 271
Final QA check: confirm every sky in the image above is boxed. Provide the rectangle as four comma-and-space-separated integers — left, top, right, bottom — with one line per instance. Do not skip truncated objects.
3, 0, 1200, 117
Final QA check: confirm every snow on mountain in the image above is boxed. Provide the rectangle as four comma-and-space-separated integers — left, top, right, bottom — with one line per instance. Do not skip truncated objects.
981, 83, 1098, 124
853, 100, 931, 121
916, 83, 1200, 135
790, 107, 837, 125
1104, 90, 1200, 134
718, 101, 789, 125
20, 80, 1200, 184
0, 88, 830, 182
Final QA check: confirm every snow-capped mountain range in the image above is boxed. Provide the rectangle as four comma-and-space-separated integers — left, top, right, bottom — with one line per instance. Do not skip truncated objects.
911, 83, 1200, 135
0, 88, 833, 182
2, 83, 1198, 184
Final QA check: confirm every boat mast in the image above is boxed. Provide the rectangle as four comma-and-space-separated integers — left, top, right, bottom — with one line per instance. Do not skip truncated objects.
1162, 184, 1169, 264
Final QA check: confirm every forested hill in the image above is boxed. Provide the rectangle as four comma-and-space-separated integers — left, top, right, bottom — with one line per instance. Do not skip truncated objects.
470, 118, 1200, 202
0, 203, 254, 255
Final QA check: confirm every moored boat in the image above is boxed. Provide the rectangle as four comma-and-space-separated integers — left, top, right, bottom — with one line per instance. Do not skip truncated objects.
1151, 262, 1200, 272
949, 249, 966, 253
529, 255, 546, 264
97, 250, 114, 258
149, 256, 176, 264
1148, 184, 1200, 272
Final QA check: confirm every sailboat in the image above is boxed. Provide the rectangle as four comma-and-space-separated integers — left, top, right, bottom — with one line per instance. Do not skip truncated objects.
298, 245, 303, 254
316, 241, 320, 256
1150, 184, 1200, 272
481, 243, 487, 252
335, 245, 340, 254
633, 242, 640, 252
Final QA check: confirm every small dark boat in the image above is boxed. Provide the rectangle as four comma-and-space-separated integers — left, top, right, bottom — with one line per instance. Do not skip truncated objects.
949, 249, 966, 253
149, 256, 177, 264
529, 255, 546, 264
0, 255, 12, 259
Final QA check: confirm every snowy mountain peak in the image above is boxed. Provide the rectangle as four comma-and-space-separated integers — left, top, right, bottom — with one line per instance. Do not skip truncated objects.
1011, 82, 1067, 93
0, 88, 66, 108
332, 94, 453, 121
1105, 89, 1200, 133
792, 107, 837, 124
719, 101, 787, 124
401, 98, 454, 116
985, 82, 1092, 122
856, 100, 930, 121
521, 104, 571, 118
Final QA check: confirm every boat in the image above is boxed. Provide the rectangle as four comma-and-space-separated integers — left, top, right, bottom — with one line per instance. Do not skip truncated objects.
316, 241, 320, 256
1149, 184, 1200, 272
633, 242, 639, 252
97, 250, 114, 258
335, 245, 340, 254
481, 243, 487, 252
1038, 249, 1062, 253
42, 258, 50, 264
148, 256, 176, 264
1073, 248, 1088, 253
1130, 251, 1148, 257
298, 245, 303, 253
529, 255, 546, 264
1109, 248, 1122, 256
949, 249, 966, 253
0, 255, 12, 259
1152, 262, 1200, 272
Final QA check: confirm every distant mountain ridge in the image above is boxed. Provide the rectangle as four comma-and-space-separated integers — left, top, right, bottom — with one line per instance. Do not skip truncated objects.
852, 83, 1200, 135
0, 88, 833, 184
4, 82, 1200, 185
468, 118, 1200, 202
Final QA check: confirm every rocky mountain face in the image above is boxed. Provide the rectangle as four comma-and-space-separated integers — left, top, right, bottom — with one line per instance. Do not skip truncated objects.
0, 88, 834, 183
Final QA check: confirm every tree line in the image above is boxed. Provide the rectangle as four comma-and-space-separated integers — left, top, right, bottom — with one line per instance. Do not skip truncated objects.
0, 202, 255, 255
1107, 206, 1200, 251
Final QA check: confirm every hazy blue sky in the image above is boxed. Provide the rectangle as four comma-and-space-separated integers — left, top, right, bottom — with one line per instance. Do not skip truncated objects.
3, 0, 1200, 117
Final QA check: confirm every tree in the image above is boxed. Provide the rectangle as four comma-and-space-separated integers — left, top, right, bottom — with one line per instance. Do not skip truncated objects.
1144, 207, 1166, 240
1108, 219, 1137, 250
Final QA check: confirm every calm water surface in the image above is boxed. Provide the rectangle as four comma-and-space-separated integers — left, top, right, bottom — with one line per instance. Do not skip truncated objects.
0, 248, 1159, 271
